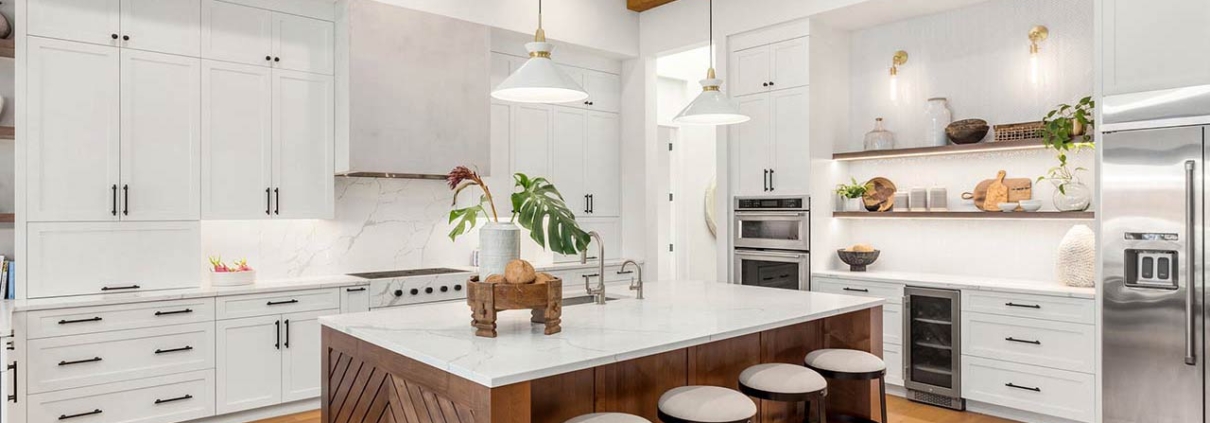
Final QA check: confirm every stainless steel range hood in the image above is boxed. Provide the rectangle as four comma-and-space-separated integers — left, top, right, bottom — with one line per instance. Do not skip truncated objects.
335, 0, 492, 180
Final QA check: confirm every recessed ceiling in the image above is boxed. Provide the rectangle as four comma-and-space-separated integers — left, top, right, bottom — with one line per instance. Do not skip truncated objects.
628, 0, 678, 12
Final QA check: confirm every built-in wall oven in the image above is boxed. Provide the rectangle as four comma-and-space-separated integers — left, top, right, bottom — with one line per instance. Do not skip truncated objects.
733, 196, 810, 290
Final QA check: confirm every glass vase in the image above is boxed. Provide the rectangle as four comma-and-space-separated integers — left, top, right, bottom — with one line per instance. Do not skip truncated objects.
863, 118, 896, 151
1050, 179, 1092, 212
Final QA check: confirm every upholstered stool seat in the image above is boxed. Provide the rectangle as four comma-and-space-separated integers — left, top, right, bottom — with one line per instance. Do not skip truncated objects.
657, 386, 757, 423
738, 363, 827, 422
565, 412, 652, 423
805, 349, 888, 423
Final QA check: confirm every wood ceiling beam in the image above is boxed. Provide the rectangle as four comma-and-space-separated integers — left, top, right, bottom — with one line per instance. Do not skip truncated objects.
627, 0, 678, 12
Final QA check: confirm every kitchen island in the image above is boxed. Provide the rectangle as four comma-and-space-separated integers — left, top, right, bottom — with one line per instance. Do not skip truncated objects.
319, 281, 884, 423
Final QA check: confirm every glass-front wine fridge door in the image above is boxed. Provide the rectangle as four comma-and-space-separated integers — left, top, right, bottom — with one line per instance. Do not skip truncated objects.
904, 287, 962, 400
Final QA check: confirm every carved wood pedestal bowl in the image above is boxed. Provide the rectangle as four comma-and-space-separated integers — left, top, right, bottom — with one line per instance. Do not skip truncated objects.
467, 276, 563, 338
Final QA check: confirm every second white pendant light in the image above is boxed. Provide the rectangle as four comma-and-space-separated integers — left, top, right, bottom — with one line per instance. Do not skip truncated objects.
491, 0, 589, 104
673, 0, 749, 126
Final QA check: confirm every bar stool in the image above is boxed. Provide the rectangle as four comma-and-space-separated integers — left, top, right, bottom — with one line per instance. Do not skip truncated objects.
566, 413, 651, 423
657, 386, 757, 423
738, 363, 827, 423
804, 349, 887, 423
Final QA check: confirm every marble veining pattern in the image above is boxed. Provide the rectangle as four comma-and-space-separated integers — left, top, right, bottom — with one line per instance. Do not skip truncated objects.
320, 281, 884, 387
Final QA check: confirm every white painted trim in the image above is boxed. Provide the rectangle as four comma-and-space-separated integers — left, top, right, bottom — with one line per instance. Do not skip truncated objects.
729, 19, 810, 53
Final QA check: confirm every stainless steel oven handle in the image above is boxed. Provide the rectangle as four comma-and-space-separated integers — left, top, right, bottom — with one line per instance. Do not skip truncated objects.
734, 250, 805, 259
734, 211, 807, 217
1186, 160, 1197, 366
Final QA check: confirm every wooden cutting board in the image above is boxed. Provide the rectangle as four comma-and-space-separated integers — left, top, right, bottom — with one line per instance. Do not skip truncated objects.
962, 171, 1033, 211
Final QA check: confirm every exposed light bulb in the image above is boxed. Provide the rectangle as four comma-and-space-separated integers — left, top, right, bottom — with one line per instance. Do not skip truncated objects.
889, 73, 899, 102
1030, 51, 1039, 85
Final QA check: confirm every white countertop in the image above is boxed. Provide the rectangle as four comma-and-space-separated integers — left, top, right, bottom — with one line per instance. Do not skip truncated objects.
812, 269, 1095, 299
319, 280, 884, 388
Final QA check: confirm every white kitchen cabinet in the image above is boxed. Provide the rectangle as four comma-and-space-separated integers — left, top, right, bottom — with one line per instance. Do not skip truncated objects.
121, 0, 202, 56
731, 36, 809, 97
584, 70, 621, 113
554, 218, 621, 263
215, 315, 281, 414
27, 37, 121, 222
552, 108, 588, 214
513, 104, 553, 178
340, 287, 370, 314
490, 53, 521, 89
280, 310, 326, 402
731, 87, 810, 196
26, 370, 216, 423
732, 46, 771, 97
272, 12, 335, 75
28, 0, 121, 47
26, 222, 201, 298
546, 107, 620, 217
120, 49, 201, 221
201, 60, 274, 219
201, 0, 273, 67
584, 112, 621, 217
733, 95, 771, 197
273, 69, 335, 219
1103, 0, 1210, 96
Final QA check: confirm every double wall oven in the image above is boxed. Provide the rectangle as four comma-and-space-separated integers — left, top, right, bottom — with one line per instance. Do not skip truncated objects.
733, 196, 810, 291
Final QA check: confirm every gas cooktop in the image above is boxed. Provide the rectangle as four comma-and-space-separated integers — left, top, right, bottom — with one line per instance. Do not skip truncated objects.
347, 268, 468, 279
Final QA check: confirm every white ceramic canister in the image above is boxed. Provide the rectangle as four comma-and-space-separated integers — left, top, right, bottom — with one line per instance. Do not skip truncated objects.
478, 222, 521, 280
909, 188, 928, 212
924, 97, 952, 147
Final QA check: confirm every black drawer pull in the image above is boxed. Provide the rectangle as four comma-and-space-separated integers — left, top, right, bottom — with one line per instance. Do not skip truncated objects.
345, 287, 366, 292
58, 357, 102, 366
1005, 382, 1041, 392
59, 409, 103, 420
583, 274, 601, 278
1005, 302, 1041, 309
267, 299, 299, 306
155, 308, 193, 316
1005, 337, 1041, 345
58, 317, 103, 325
7, 361, 16, 403
154, 394, 193, 405
616, 270, 634, 275
155, 346, 193, 354
101, 285, 140, 291
843, 287, 870, 293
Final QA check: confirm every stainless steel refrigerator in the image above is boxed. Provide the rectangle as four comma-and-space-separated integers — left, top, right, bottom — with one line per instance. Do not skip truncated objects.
1102, 125, 1205, 422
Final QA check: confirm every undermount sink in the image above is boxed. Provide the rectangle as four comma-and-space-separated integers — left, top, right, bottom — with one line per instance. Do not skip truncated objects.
563, 296, 622, 306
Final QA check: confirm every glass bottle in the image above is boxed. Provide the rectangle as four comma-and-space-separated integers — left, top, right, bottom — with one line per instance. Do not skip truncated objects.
863, 118, 896, 151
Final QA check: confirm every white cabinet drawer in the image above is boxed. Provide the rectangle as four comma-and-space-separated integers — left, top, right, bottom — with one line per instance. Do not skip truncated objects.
884, 343, 903, 386
963, 312, 1094, 373
962, 356, 1094, 423
883, 303, 903, 345
28, 369, 215, 423
963, 291, 1094, 324
26, 298, 215, 339
216, 288, 340, 319
812, 277, 903, 304
28, 322, 214, 393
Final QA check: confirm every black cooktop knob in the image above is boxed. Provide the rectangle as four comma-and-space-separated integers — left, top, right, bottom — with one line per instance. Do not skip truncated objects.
454, 284, 463, 291
440, 286, 449, 293
409, 288, 419, 296
425, 287, 434, 294
394, 289, 403, 297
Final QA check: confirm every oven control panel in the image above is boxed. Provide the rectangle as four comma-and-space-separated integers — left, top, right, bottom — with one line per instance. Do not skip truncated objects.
735, 196, 809, 211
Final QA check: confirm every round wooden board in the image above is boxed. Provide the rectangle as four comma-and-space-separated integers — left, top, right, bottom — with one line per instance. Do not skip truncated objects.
862, 177, 898, 212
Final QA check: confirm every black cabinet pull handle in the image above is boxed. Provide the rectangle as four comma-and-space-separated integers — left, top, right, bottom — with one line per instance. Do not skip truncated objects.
7, 361, 16, 403
284, 319, 290, 348
617, 270, 634, 275
274, 57, 281, 62
265, 55, 272, 62
583, 273, 601, 278
101, 285, 140, 291
584, 194, 590, 213
763, 169, 769, 191
154, 394, 193, 405
155, 308, 193, 316
1005, 382, 1041, 392
768, 169, 775, 191
589, 194, 594, 213
59, 409, 102, 420
275, 320, 281, 349
58, 357, 102, 366
154, 346, 193, 354
346, 287, 366, 292
267, 299, 298, 306
274, 188, 280, 215
843, 287, 870, 293
111, 34, 119, 40
111, 184, 118, 216
58, 317, 102, 325
1005, 337, 1041, 345
122, 35, 130, 41
1005, 302, 1041, 309
768, 81, 775, 86
122, 184, 129, 216
265, 187, 272, 215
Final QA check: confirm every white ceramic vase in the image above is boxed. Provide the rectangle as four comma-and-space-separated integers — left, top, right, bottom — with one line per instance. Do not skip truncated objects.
1057, 225, 1096, 288
479, 222, 521, 280
924, 97, 952, 147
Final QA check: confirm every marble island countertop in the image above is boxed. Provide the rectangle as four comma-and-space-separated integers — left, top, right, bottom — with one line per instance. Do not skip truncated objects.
812, 269, 1096, 299
319, 280, 884, 387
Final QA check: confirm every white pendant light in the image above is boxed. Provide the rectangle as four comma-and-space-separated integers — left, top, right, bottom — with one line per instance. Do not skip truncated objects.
491, 0, 589, 104
674, 0, 749, 126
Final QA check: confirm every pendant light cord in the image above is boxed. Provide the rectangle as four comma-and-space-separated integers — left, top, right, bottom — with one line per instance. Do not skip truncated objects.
709, 0, 714, 68
538, 0, 543, 30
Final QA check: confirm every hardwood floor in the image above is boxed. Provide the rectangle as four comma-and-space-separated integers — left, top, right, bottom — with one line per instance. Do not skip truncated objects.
252, 396, 1019, 423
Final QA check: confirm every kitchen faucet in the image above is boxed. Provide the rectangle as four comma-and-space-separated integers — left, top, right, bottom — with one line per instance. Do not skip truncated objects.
580, 231, 607, 305
620, 259, 644, 299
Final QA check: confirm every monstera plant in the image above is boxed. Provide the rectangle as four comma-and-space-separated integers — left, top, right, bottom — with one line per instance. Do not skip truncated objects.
447, 167, 589, 256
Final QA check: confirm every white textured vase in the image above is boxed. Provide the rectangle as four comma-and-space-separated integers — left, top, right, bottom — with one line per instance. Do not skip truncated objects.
479, 222, 521, 280
1057, 225, 1096, 288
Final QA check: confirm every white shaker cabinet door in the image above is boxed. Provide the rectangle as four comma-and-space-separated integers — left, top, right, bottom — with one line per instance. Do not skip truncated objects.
27, 37, 121, 222
272, 12, 334, 75
1104, 0, 1210, 96
512, 105, 553, 178
732, 94, 772, 197
28, 0, 121, 46
732, 46, 771, 97
339, 287, 370, 314
769, 37, 809, 91
216, 315, 282, 414
584, 70, 621, 113
770, 87, 810, 195
201, 0, 273, 67
280, 309, 332, 402
120, 50, 201, 221
25, 222, 201, 298
551, 107, 587, 216
201, 60, 274, 219
584, 112, 620, 217
272, 69, 334, 219
120, 0, 202, 57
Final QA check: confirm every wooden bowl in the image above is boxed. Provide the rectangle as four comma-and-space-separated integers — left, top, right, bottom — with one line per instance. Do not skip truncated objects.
946, 119, 990, 145
837, 249, 880, 272
862, 177, 897, 212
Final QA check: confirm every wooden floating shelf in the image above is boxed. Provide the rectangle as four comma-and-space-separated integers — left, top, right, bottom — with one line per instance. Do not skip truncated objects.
0, 126, 14, 140
0, 39, 13, 59
832, 139, 1062, 161
0, 214, 14, 223
833, 211, 1095, 220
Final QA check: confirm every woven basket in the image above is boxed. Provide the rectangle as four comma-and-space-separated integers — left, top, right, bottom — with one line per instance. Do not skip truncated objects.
993, 121, 1044, 143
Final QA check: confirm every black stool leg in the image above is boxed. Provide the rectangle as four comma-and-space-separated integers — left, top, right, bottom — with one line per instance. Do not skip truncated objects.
878, 376, 887, 423
818, 397, 827, 423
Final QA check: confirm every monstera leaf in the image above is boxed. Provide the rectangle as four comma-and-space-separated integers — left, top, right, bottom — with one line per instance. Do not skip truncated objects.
510, 174, 590, 255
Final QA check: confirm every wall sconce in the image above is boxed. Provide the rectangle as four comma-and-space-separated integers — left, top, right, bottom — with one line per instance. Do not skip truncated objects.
889, 50, 908, 102
1029, 25, 1049, 84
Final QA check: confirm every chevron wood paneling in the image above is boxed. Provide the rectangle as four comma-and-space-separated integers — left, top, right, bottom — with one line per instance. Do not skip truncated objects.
327, 349, 478, 423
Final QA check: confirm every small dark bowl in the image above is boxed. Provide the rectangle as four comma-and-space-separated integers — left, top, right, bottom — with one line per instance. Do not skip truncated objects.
837, 249, 880, 272
946, 119, 990, 145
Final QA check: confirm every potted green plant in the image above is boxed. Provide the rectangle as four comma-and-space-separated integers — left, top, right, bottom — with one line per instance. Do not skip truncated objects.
447, 166, 590, 278
834, 178, 872, 212
1038, 96, 1095, 211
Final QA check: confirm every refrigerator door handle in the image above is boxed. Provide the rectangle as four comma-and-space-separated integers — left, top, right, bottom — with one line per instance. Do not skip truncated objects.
1186, 159, 1197, 366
